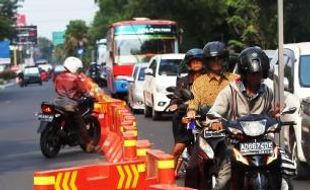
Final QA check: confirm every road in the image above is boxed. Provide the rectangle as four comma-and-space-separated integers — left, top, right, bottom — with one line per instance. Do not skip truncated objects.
0, 81, 309, 189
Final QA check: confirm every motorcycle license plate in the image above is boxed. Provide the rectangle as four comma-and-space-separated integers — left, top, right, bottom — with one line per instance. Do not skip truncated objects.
38, 113, 54, 122
240, 141, 273, 156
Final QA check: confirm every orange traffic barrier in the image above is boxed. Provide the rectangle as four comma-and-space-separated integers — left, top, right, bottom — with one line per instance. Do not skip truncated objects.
33, 76, 192, 190
123, 131, 137, 161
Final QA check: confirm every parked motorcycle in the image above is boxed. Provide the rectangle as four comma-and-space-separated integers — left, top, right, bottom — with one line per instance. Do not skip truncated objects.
207, 107, 296, 190
36, 97, 101, 158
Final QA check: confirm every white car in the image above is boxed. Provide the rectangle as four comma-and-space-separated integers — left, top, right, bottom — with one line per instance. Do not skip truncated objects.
143, 54, 185, 120
128, 63, 148, 112
270, 42, 310, 177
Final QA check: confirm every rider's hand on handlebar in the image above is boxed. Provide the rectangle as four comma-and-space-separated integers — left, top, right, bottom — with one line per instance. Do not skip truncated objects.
186, 110, 196, 119
270, 103, 281, 118
210, 122, 224, 131
168, 104, 178, 112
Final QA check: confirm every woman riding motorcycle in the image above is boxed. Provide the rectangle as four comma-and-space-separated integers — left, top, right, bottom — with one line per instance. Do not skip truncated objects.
170, 48, 205, 177
53, 56, 100, 152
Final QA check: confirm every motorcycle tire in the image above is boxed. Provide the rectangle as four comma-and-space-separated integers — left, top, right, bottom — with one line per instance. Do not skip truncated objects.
40, 124, 61, 158
80, 117, 101, 152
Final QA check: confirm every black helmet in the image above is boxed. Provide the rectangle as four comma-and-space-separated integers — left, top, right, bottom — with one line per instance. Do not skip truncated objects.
237, 47, 270, 78
203, 41, 228, 59
183, 48, 204, 66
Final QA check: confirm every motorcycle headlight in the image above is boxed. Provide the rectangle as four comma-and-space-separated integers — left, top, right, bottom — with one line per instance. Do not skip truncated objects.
240, 120, 266, 137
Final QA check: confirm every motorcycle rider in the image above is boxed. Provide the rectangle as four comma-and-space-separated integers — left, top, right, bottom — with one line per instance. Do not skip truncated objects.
170, 48, 205, 177
54, 56, 99, 153
184, 41, 238, 189
207, 47, 292, 189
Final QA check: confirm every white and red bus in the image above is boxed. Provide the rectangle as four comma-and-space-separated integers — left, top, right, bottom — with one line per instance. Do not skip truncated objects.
105, 19, 180, 98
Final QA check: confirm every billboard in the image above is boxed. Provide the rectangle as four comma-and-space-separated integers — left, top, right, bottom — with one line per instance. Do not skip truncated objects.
13, 25, 37, 45
16, 14, 26, 26
0, 40, 11, 64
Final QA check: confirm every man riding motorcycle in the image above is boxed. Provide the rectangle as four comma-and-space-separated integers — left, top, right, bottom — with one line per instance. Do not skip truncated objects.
54, 56, 100, 153
207, 47, 294, 189
184, 41, 238, 189
170, 48, 205, 177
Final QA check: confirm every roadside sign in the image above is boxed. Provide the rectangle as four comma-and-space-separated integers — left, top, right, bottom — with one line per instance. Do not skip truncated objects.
52, 31, 65, 46
12, 26, 38, 45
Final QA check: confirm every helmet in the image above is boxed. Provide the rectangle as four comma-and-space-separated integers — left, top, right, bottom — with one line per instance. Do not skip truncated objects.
63, 56, 83, 73
183, 48, 204, 66
237, 47, 270, 78
203, 41, 228, 59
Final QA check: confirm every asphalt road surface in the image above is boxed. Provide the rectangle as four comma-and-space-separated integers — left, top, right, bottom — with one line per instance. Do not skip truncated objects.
0, 81, 309, 189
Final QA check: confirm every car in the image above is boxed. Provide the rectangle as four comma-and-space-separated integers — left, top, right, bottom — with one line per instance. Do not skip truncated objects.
22, 66, 42, 86
270, 42, 310, 178
128, 63, 148, 112
143, 54, 185, 120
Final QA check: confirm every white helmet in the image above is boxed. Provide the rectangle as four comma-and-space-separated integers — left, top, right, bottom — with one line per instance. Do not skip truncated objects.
63, 56, 83, 73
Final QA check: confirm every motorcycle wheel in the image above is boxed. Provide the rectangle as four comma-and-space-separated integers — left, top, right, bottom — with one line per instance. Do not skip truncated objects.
80, 117, 101, 151
40, 124, 61, 158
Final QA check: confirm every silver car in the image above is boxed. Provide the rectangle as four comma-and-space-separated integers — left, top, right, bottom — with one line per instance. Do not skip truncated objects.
128, 63, 148, 112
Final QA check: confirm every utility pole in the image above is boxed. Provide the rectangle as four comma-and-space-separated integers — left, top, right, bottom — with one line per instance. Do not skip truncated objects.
278, 0, 285, 146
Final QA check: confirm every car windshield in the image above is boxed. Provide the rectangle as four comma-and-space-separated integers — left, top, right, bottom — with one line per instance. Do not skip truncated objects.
158, 59, 181, 76
24, 67, 39, 75
138, 67, 147, 81
299, 55, 310, 87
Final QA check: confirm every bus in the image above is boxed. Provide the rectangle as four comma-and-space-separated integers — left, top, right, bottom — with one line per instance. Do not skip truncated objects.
106, 19, 180, 98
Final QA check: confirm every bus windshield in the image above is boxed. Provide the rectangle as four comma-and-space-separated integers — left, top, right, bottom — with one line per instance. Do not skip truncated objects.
114, 37, 176, 63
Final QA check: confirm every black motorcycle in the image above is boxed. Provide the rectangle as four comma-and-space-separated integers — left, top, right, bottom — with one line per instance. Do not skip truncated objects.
36, 97, 101, 158
207, 107, 296, 190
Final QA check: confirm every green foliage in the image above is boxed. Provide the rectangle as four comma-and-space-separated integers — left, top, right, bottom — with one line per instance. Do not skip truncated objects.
37, 37, 54, 63
88, 0, 310, 52
0, 0, 19, 40
0, 70, 16, 80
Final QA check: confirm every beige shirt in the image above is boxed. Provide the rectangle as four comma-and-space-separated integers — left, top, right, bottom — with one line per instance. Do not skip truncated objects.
187, 72, 239, 111
209, 81, 274, 120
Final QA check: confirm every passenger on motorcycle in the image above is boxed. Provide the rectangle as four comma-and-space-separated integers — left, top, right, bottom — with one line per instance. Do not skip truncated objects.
207, 47, 290, 189
184, 41, 238, 189
54, 56, 100, 153
170, 48, 205, 177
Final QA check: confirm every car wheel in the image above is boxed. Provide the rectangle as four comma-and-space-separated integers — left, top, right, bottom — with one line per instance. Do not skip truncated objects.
152, 109, 161, 120
292, 142, 310, 179
144, 105, 152, 118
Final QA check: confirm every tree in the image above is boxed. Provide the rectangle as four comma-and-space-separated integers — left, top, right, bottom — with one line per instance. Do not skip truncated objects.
90, 0, 310, 52
64, 20, 89, 56
0, 0, 19, 40
37, 37, 54, 63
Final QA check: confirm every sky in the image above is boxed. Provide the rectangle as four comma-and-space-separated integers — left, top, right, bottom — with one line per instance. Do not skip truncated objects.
18, 0, 98, 40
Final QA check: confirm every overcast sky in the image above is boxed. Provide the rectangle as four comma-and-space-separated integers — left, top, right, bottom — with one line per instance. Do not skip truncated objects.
18, 0, 98, 40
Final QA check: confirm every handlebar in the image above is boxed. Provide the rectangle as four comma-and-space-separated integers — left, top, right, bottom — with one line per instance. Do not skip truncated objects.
280, 121, 296, 126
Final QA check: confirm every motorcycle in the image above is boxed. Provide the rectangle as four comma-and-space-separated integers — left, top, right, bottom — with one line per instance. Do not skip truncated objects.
185, 114, 225, 189
207, 107, 296, 190
36, 97, 101, 158
166, 86, 194, 177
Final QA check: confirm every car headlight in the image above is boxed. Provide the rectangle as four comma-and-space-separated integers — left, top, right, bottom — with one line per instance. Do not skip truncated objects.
156, 85, 166, 93
240, 120, 266, 137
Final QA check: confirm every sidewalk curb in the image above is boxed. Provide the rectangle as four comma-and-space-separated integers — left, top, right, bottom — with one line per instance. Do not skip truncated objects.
0, 80, 15, 89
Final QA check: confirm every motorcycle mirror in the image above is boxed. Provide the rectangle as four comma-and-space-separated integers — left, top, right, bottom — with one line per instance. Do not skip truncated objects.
166, 86, 176, 93
181, 89, 194, 100
166, 94, 177, 100
281, 106, 297, 115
